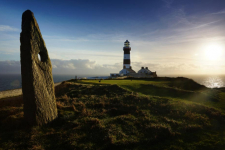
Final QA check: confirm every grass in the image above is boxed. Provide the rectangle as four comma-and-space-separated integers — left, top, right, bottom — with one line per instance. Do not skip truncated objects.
0, 77, 225, 149
74, 78, 225, 110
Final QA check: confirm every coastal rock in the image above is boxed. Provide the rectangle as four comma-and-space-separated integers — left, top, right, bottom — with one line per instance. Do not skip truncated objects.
20, 10, 57, 126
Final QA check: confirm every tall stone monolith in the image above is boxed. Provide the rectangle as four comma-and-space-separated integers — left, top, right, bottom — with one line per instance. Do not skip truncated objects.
20, 10, 57, 126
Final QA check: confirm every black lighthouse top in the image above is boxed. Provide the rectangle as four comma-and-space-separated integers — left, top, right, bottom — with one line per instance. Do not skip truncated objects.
123, 40, 131, 51
124, 40, 130, 47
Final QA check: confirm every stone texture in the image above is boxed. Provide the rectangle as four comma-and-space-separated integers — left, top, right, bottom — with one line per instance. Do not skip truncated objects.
20, 10, 57, 126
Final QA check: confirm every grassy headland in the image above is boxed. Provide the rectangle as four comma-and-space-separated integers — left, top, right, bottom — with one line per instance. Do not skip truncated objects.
0, 77, 225, 149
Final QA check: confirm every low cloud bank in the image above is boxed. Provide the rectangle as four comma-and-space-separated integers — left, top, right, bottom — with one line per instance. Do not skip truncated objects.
0, 59, 223, 75
0, 59, 120, 75
0, 60, 21, 74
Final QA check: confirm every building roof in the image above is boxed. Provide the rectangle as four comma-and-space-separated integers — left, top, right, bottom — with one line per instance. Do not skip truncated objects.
138, 67, 152, 74
125, 68, 136, 73
119, 67, 136, 75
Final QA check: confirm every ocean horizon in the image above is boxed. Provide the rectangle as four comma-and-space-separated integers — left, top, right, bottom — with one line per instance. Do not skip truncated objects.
0, 74, 225, 92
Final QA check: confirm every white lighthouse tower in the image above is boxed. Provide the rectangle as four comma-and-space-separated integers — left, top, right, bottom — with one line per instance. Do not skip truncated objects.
119, 40, 136, 75
123, 40, 131, 68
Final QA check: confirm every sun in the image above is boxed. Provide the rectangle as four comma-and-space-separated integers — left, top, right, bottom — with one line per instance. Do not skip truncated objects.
204, 43, 223, 61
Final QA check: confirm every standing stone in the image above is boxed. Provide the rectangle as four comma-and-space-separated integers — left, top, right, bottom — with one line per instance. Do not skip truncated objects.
20, 10, 57, 126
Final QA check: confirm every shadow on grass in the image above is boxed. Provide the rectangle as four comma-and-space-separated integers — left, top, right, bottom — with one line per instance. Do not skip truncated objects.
122, 84, 220, 104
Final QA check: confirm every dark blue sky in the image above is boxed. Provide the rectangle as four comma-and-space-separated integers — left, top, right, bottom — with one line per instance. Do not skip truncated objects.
1, 0, 162, 38
1, 0, 225, 75
1, 0, 224, 38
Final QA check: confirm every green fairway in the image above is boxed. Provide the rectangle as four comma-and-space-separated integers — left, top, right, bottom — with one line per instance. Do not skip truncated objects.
73, 78, 225, 111
75, 78, 169, 85
76, 79, 170, 93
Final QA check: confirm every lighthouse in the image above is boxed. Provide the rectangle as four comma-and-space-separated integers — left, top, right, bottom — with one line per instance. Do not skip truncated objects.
110, 40, 157, 78
123, 40, 131, 68
117, 40, 136, 76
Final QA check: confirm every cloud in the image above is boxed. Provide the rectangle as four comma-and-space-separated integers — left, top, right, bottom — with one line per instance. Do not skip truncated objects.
0, 59, 224, 75
162, 0, 174, 8
212, 8, 225, 15
0, 60, 21, 74
0, 59, 120, 75
43, 33, 127, 43
0, 25, 19, 32
140, 6, 225, 47
174, 20, 223, 32
51, 59, 120, 75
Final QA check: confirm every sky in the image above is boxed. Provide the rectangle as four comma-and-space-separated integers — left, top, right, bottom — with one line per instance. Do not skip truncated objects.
1, 0, 225, 75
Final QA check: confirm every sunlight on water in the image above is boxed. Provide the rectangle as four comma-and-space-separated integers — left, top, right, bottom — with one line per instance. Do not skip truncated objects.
164, 75, 225, 89
201, 76, 225, 88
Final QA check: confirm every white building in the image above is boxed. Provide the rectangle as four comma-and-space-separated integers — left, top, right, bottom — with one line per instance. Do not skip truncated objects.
138, 67, 152, 74
119, 66, 136, 76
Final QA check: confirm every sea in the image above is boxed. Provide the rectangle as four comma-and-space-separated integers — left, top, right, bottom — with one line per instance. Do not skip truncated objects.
0, 74, 225, 92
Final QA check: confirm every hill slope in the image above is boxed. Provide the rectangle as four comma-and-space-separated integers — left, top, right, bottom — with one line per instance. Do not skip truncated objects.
0, 78, 225, 150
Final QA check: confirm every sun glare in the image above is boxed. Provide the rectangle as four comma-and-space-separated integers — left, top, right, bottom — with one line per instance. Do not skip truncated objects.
204, 43, 223, 61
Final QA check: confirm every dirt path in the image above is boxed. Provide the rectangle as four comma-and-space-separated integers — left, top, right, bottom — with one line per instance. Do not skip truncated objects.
0, 82, 62, 99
